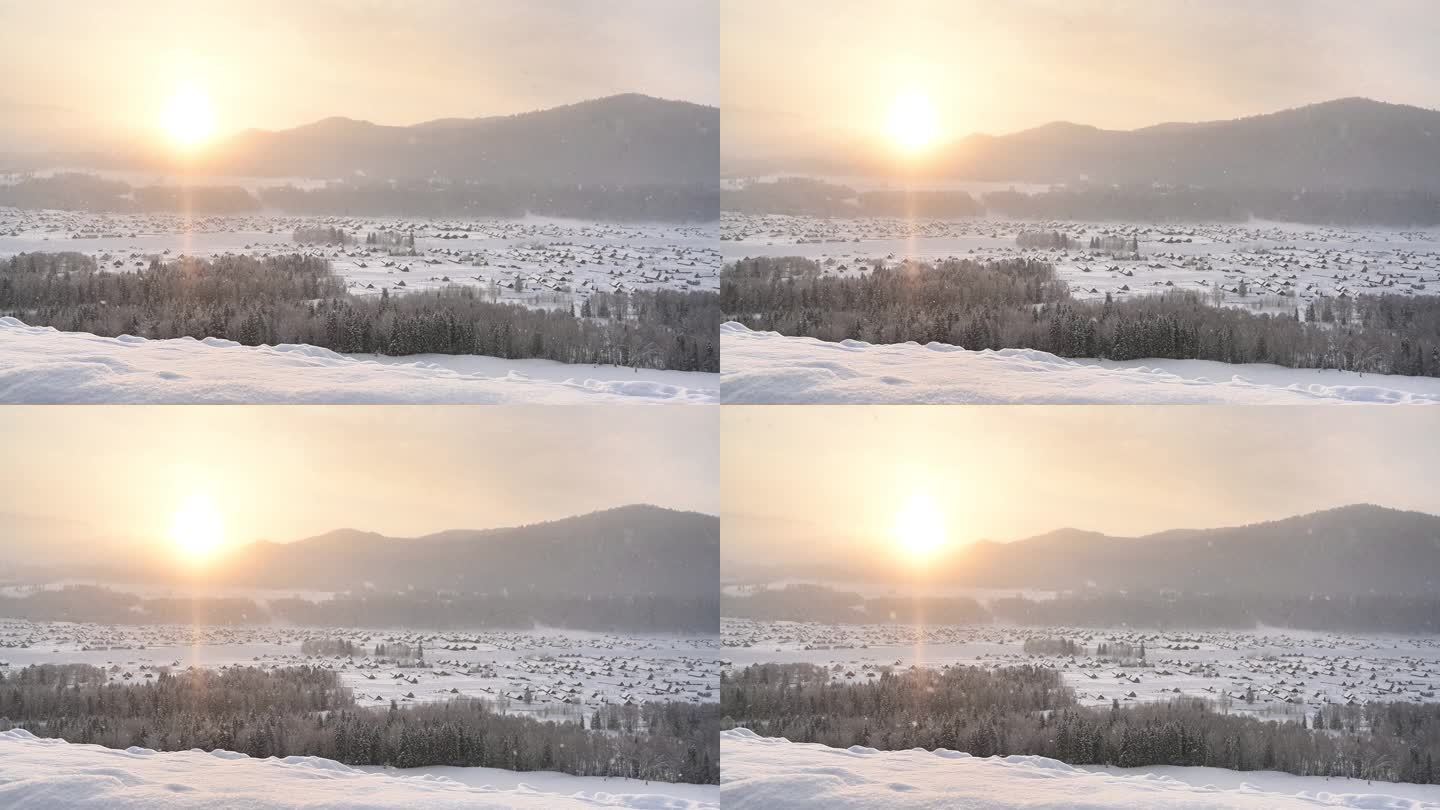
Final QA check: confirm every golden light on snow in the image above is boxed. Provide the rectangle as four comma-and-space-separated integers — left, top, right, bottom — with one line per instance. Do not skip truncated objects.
885, 89, 940, 155
159, 83, 218, 150
169, 492, 226, 564
893, 491, 947, 562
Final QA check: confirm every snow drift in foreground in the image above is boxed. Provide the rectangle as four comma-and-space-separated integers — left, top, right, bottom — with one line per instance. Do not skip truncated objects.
721, 729, 1440, 809
0, 318, 717, 404
0, 729, 717, 809
720, 322, 1440, 404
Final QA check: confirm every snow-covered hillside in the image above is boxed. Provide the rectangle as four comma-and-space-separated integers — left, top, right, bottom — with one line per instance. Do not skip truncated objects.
0, 318, 717, 404
0, 729, 718, 809
721, 729, 1440, 809
720, 322, 1440, 404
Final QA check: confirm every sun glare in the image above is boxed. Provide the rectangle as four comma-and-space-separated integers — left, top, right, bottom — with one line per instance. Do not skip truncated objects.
893, 492, 947, 562
886, 90, 940, 155
160, 83, 218, 150
169, 492, 225, 564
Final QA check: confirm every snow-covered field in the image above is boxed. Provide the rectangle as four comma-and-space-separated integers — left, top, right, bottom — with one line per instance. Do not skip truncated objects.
0, 208, 721, 404
721, 620, 1440, 718
0, 317, 717, 404
721, 728, 1440, 809
721, 214, 1440, 403
0, 620, 720, 720
0, 208, 719, 306
722, 213, 1440, 311
720, 322, 1440, 404
0, 728, 718, 809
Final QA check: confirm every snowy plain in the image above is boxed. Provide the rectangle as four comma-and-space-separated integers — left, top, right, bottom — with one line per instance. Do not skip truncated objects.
0, 208, 720, 403
0, 728, 718, 809
0, 317, 717, 404
721, 213, 1440, 311
720, 728, 1440, 809
720, 322, 1440, 404
721, 213, 1440, 404
0, 620, 720, 720
721, 619, 1440, 719
0, 208, 719, 304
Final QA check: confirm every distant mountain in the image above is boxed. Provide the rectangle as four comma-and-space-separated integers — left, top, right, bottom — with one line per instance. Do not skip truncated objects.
741, 98, 1440, 192
947, 504, 1440, 596
196, 94, 718, 185
208, 505, 717, 598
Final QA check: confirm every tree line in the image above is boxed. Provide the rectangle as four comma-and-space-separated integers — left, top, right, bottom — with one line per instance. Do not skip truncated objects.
0, 585, 718, 634
721, 663, 1440, 784
1022, 636, 1085, 656
268, 591, 718, 634
1013, 230, 1138, 256
1, 252, 719, 372
299, 637, 362, 657
0, 173, 718, 222
293, 225, 351, 244
722, 179, 1440, 226
260, 181, 718, 222
721, 256, 1440, 377
0, 664, 718, 784
722, 584, 1440, 634
0, 173, 262, 214
991, 592, 1440, 634
721, 584, 987, 625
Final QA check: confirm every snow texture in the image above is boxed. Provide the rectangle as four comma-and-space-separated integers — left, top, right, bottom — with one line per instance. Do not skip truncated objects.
0, 728, 717, 809
720, 620, 1440, 720
720, 213, 1440, 311
721, 728, 1440, 809
0, 209, 719, 306
0, 318, 717, 404
0, 620, 720, 721
720, 322, 1440, 404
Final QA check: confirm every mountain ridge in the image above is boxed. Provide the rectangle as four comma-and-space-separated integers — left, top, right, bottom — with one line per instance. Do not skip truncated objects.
948, 503, 1440, 596
733, 97, 1440, 191
724, 504, 1440, 597
207, 504, 719, 597
188, 93, 719, 185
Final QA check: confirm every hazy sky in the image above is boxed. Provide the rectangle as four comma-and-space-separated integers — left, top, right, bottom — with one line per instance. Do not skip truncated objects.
0, 407, 717, 547
723, 0, 1440, 160
0, 0, 717, 136
724, 406, 1440, 567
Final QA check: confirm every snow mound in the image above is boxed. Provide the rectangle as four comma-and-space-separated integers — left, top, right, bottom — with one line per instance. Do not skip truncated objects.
0, 728, 718, 809
0, 318, 717, 404
721, 729, 1440, 809
720, 322, 1440, 404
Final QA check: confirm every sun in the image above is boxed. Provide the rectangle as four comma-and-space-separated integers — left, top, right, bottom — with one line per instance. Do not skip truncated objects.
159, 83, 218, 150
169, 492, 226, 564
893, 492, 947, 562
885, 90, 941, 155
